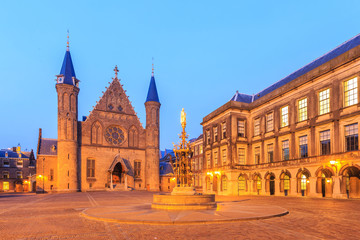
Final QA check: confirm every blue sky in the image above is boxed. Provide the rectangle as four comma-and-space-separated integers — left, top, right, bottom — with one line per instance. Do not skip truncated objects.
1, 0, 360, 152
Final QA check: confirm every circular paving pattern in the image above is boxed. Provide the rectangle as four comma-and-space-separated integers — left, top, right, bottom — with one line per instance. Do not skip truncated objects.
81, 200, 289, 225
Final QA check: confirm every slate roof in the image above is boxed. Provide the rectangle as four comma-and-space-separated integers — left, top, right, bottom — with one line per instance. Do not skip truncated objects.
0, 149, 29, 158
159, 161, 174, 176
231, 33, 360, 103
146, 76, 160, 103
59, 50, 76, 85
38, 138, 58, 156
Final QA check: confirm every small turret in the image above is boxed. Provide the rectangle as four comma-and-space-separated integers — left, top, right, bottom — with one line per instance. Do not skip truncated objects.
55, 32, 80, 192
145, 61, 161, 191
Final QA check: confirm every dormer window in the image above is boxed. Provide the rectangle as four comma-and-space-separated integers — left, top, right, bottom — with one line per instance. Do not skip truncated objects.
51, 145, 57, 152
118, 106, 123, 111
3, 159, 10, 167
5, 152, 8, 158
108, 104, 114, 110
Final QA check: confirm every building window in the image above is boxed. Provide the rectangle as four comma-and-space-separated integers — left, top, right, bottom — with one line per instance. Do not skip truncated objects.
16, 171, 22, 179
206, 130, 211, 145
344, 77, 358, 107
192, 158, 195, 170
134, 161, 141, 178
301, 175, 307, 190
238, 176, 246, 190
199, 157, 203, 170
50, 169, 54, 181
254, 118, 260, 136
284, 175, 290, 190
206, 154, 211, 169
195, 146, 199, 156
221, 123, 227, 139
299, 135, 308, 158
345, 123, 358, 151
3, 159, 10, 167
86, 159, 95, 178
3, 171, 9, 179
221, 176, 227, 191
266, 112, 274, 132
238, 120, 245, 137
254, 147, 260, 165
16, 160, 23, 168
281, 106, 289, 127
320, 130, 331, 155
195, 158, 199, 170
213, 151, 218, 167
213, 126, 218, 142
282, 140, 289, 160
267, 144, 274, 163
222, 149, 227, 165
238, 148, 245, 165
298, 98, 307, 122
319, 89, 330, 115
199, 145, 203, 154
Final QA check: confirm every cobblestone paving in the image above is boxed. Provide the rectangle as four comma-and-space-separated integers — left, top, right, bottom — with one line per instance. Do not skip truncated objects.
0, 191, 359, 240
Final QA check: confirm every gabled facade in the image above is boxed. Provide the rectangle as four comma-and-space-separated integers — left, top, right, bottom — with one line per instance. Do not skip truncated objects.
37, 45, 160, 192
201, 34, 360, 199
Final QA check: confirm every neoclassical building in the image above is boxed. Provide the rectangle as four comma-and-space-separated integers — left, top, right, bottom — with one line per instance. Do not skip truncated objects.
200, 34, 360, 199
36, 43, 160, 192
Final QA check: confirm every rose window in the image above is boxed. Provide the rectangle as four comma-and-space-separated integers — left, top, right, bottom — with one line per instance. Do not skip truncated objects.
105, 126, 125, 145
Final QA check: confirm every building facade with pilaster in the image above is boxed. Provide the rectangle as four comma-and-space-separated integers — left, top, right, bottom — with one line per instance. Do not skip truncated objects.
201, 34, 360, 199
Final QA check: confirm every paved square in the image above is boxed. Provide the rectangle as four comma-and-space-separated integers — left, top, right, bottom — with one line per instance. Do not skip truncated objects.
0, 191, 358, 240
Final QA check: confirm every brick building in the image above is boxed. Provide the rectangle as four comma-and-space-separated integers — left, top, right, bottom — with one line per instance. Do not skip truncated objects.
201, 34, 360, 199
0, 145, 36, 192
36, 42, 160, 193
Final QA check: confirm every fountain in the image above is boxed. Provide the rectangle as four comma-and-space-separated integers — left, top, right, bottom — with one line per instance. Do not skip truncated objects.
151, 108, 216, 210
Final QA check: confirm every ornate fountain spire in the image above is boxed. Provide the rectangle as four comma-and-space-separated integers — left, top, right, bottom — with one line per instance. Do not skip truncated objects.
66, 30, 69, 51
151, 57, 154, 77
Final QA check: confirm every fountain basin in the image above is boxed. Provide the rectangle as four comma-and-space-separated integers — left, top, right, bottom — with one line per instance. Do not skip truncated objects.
152, 193, 216, 210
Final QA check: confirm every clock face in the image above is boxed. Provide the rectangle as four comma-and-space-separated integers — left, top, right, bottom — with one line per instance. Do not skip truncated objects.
105, 126, 125, 145
58, 77, 63, 83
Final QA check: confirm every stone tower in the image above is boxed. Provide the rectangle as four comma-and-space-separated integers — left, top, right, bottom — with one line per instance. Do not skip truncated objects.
55, 41, 80, 192
145, 67, 160, 191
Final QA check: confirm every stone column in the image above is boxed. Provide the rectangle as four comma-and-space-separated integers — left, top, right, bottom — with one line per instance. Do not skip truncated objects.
274, 179, 281, 196
261, 179, 266, 195
309, 177, 319, 197
290, 178, 297, 197
110, 173, 113, 190
332, 176, 343, 198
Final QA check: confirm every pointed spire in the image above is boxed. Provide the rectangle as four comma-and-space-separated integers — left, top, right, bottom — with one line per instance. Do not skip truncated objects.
59, 31, 76, 85
146, 60, 160, 103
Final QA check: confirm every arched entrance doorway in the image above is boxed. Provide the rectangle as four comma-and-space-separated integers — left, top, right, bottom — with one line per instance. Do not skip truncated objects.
252, 173, 262, 195
341, 166, 360, 198
265, 172, 275, 195
297, 169, 310, 196
112, 162, 123, 184
316, 167, 334, 198
280, 170, 291, 196
238, 174, 248, 195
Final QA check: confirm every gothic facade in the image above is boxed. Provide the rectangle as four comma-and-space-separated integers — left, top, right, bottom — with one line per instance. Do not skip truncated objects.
36, 46, 160, 192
